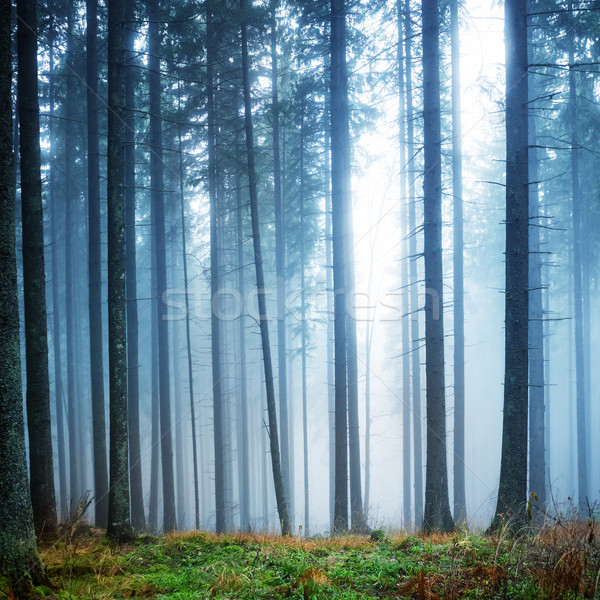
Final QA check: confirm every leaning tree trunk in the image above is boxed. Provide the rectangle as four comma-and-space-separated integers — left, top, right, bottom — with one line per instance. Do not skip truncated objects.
87, 0, 109, 530
421, 0, 454, 533
490, 0, 528, 530
240, 0, 291, 536
148, 0, 176, 533
106, 0, 132, 541
0, 0, 46, 580
331, 0, 349, 535
450, 0, 466, 526
17, 0, 57, 536
270, 0, 292, 517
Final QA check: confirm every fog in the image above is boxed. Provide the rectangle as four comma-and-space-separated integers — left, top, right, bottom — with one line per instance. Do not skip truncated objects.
10, 0, 599, 536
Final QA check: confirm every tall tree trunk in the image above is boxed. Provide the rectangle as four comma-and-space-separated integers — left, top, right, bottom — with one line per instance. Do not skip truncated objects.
527, 19, 545, 510
87, 0, 109, 530
450, 0, 466, 526
270, 0, 292, 518
148, 241, 160, 533
235, 147, 250, 532
0, 0, 46, 579
325, 131, 335, 532
299, 104, 310, 536
17, 0, 57, 536
404, 1, 423, 526
491, 0, 528, 530
178, 85, 200, 531
398, 0, 411, 528
567, 2, 587, 507
106, 0, 132, 541
124, 0, 145, 532
48, 24, 68, 523
331, 0, 349, 534
205, 3, 226, 534
421, 0, 454, 533
148, 0, 176, 533
241, 0, 291, 536
64, 1, 80, 512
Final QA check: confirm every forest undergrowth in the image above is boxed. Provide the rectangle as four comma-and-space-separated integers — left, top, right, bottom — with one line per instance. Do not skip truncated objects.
2, 517, 600, 600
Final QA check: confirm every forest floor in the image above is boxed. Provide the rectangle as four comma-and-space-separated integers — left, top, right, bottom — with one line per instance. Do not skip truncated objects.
3, 520, 600, 599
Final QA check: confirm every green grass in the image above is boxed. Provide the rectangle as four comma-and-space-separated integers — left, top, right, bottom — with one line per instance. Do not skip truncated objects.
2, 521, 599, 599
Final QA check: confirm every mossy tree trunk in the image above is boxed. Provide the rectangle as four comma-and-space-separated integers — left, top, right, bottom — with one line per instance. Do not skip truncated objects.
87, 0, 109, 530
0, 0, 45, 581
106, 0, 132, 541
17, 0, 57, 537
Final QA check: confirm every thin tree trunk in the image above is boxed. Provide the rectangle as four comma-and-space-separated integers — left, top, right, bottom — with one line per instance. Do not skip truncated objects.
404, 1, 423, 526
422, 0, 454, 533
148, 242, 160, 533
241, 0, 291, 535
491, 0, 528, 530
450, 0, 466, 526
177, 84, 200, 531
17, 0, 57, 536
325, 131, 335, 533
87, 0, 109, 530
148, 0, 176, 532
125, 0, 145, 532
64, 1, 80, 513
106, 0, 132, 541
567, 3, 587, 507
235, 146, 250, 532
299, 103, 310, 536
398, 0, 411, 528
48, 24, 68, 522
205, 4, 226, 534
0, 0, 46, 579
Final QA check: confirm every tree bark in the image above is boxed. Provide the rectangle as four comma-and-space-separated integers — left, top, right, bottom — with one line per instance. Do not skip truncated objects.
87, 0, 109, 530
491, 0, 528, 530
124, 0, 145, 532
106, 0, 132, 541
421, 0, 454, 533
17, 0, 57, 536
0, 0, 46, 579
331, 0, 349, 534
527, 18, 545, 510
148, 0, 176, 533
